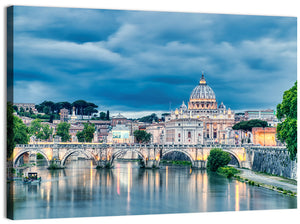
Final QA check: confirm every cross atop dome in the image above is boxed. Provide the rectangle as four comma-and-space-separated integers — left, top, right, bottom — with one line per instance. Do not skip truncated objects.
199, 72, 206, 85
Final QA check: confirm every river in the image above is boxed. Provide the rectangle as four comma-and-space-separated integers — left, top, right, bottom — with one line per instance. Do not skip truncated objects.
7, 160, 297, 220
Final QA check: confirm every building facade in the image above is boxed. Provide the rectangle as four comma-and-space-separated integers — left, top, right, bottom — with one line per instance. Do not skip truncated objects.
60, 108, 69, 122
165, 73, 235, 144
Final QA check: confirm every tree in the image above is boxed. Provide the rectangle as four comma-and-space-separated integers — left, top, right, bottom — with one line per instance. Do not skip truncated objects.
84, 106, 98, 116
106, 110, 110, 120
49, 114, 54, 123
99, 112, 106, 120
56, 122, 71, 142
8, 115, 30, 158
72, 100, 88, 116
207, 148, 231, 172
139, 113, 159, 123
232, 119, 267, 132
29, 119, 53, 141
76, 123, 95, 142
13, 105, 18, 113
276, 81, 297, 160
7, 102, 14, 158
76, 131, 85, 142
134, 130, 152, 143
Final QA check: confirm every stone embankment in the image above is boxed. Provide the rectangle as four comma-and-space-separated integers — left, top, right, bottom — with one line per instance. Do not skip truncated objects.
247, 146, 297, 180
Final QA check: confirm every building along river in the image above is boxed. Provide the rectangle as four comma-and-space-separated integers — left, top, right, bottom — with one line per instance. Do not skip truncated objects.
7, 159, 297, 220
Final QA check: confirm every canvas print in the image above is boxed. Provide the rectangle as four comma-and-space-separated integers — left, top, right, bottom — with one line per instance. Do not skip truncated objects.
6, 6, 297, 220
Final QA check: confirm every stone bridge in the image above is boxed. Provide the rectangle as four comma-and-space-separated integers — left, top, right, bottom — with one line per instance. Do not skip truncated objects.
13, 143, 253, 169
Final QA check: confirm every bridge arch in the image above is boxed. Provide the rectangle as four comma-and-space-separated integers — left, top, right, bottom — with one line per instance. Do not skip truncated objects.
222, 149, 241, 167
60, 149, 97, 166
13, 148, 50, 167
162, 149, 195, 167
110, 149, 147, 166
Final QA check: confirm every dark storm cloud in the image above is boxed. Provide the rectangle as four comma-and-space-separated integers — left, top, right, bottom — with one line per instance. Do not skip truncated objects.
13, 6, 297, 113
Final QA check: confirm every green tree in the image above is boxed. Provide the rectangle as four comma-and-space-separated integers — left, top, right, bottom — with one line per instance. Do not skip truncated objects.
13, 116, 29, 144
8, 115, 30, 159
76, 131, 85, 142
99, 112, 106, 120
276, 81, 297, 160
84, 103, 98, 116
56, 122, 71, 142
232, 119, 267, 132
7, 102, 14, 158
76, 123, 95, 142
207, 148, 231, 172
72, 100, 88, 116
36, 153, 45, 160
139, 113, 159, 123
134, 130, 152, 143
106, 110, 110, 120
29, 119, 53, 141
13, 105, 18, 113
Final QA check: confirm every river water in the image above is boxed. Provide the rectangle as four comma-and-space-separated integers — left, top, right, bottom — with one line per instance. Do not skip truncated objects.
7, 160, 297, 220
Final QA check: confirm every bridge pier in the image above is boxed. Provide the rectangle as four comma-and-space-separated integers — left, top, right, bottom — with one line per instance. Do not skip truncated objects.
48, 159, 64, 169
192, 160, 206, 169
144, 159, 160, 169
96, 160, 112, 169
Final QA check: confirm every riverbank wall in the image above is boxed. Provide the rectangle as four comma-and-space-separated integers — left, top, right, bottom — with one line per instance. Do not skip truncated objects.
247, 146, 297, 180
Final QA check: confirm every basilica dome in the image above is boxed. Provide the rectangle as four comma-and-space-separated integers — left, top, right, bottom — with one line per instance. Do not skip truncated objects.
190, 74, 216, 100
188, 73, 217, 110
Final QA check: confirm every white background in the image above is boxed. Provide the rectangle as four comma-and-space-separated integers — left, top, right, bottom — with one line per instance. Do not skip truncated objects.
1, 0, 299, 223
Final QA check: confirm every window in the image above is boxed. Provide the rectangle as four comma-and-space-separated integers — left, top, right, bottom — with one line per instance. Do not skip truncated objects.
213, 131, 217, 139
178, 123, 181, 126
188, 131, 191, 138
178, 133, 181, 138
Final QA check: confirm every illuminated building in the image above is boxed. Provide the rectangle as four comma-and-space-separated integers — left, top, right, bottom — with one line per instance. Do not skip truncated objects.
252, 127, 282, 146
165, 73, 235, 144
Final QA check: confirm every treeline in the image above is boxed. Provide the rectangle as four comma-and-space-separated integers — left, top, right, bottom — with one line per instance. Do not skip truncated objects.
35, 100, 98, 116
136, 113, 170, 123
13, 100, 107, 122
13, 106, 57, 121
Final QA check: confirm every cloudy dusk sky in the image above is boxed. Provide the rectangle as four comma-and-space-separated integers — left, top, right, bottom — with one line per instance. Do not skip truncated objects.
12, 6, 297, 117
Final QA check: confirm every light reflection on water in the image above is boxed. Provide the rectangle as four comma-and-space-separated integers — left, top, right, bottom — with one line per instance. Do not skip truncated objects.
8, 160, 297, 220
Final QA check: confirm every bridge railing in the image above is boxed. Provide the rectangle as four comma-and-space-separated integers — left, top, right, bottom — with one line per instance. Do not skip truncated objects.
15, 143, 276, 150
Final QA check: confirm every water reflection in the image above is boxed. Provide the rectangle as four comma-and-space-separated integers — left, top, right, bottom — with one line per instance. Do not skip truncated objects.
8, 160, 297, 220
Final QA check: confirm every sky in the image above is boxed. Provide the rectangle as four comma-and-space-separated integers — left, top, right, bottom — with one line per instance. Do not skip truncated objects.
12, 6, 297, 118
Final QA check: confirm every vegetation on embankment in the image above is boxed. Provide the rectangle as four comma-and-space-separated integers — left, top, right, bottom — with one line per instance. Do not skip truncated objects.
217, 166, 240, 178
232, 171, 297, 197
